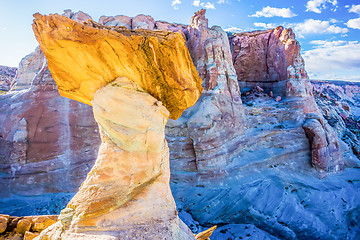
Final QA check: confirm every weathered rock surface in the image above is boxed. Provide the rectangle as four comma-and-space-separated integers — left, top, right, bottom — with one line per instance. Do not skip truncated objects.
312, 80, 360, 161
0, 65, 17, 91
166, 9, 245, 171
303, 113, 343, 171
172, 91, 360, 240
229, 23, 343, 172
32, 12, 202, 239
230, 27, 311, 97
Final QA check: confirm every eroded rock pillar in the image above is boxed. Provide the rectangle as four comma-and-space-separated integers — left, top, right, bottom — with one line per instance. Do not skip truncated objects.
32, 12, 202, 240
37, 78, 194, 239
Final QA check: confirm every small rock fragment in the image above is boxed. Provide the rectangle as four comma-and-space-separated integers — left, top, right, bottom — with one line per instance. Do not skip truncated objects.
32, 216, 57, 232
275, 96, 282, 102
0, 215, 9, 233
16, 219, 31, 234
59, 208, 75, 227
24, 231, 40, 240
255, 86, 264, 92
269, 91, 274, 98
195, 225, 217, 240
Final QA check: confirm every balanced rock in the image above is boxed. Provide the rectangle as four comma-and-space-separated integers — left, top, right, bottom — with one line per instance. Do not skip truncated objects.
33, 12, 202, 240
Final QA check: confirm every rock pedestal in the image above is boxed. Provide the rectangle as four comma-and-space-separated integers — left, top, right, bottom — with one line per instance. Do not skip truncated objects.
32, 13, 202, 239
37, 78, 194, 239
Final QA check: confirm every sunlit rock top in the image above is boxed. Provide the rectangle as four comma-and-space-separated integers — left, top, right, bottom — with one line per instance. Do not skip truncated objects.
32, 13, 203, 119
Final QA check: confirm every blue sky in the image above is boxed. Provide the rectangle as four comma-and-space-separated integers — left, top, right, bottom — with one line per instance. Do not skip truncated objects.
0, 0, 359, 81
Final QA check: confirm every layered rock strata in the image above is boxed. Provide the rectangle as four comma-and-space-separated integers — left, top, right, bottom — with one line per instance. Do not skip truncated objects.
32, 13, 202, 239
312, 80, 360, 160
230, 27, 311, 97
229, 25, 342, 171
166, 9, 245, 170
303, 113, 343, 171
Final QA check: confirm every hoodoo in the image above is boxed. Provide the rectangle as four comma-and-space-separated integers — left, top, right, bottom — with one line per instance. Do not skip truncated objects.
32, 13, 202, 239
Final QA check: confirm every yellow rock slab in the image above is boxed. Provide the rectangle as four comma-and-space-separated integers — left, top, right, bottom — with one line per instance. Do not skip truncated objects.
195, 226, 217, 240
32, 13, 202, 119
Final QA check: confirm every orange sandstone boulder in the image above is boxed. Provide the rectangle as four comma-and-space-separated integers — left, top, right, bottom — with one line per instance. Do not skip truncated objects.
24, 231, 40, 240
15, 219, 31, 234
0, 215, 9, 233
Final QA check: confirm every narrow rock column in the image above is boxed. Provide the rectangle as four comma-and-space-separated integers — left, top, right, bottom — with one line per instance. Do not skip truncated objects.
37, 78, 194, 239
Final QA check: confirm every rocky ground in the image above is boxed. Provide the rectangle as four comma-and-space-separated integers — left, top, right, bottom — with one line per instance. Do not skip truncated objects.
312, 80, 360, 160
171, 87, 360, 240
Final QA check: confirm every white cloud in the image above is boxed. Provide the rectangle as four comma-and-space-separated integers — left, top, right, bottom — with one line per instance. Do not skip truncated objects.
217, 0, 225, 3
224, 26, 242, 33
249, 6, 297, 18
310, 40, 348, 47
171, 0, 181, 9
201, 2, 216, 9
254, 22, 277, 29
193, 1, 216, 9
346, 17, 360, 29
349, 5, 360, 14
305, 0, 338, 13
303, 40, 360, 80
193, 0, 200, 7
293, 19, 348, 37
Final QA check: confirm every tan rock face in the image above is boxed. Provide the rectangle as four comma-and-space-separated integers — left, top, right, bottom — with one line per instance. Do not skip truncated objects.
32, 13, 202, 239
